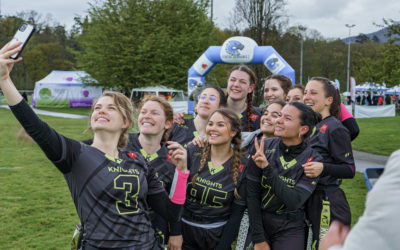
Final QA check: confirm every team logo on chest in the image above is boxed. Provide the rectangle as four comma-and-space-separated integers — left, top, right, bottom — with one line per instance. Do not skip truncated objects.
250, 114, 259, 122
320, 124, 328, 133
238, 163, 245, 173
127, 152, 138, 159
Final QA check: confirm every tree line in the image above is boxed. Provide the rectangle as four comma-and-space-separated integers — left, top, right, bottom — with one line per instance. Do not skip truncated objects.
1, 0, 399, 105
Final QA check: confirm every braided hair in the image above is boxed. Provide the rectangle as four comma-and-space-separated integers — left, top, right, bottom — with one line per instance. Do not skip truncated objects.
191, 108, 243, 199
228, 65, 257, 131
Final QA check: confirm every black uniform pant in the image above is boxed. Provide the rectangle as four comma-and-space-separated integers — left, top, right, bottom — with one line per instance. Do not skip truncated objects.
258, 214, 306, 250
306, 187, 351, 250
182, 222, 225, 250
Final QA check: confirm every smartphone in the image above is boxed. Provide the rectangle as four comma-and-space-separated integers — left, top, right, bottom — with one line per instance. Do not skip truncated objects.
9, 23, 35, 59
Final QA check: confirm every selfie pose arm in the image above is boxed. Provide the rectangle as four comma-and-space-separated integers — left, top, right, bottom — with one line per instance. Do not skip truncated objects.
0, 42, 70, 166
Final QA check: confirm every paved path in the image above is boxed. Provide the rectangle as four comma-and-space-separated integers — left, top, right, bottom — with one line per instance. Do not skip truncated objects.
353, 150, 389, 172
0, 105, 88, 119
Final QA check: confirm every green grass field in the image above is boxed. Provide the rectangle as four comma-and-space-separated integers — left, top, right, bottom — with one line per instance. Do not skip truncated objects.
1, 107, 396, 249
352, 116, 400, 156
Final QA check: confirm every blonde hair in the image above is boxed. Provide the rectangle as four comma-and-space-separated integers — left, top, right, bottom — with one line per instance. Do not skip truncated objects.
137, 95, 174, 144
89, 91, 133, 148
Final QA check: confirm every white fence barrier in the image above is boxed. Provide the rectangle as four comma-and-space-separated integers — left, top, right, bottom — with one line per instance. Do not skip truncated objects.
354, 104, 395, 118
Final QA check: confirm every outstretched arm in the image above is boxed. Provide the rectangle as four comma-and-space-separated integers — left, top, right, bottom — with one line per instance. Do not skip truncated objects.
0, 41, 66, 166
0, 42, 24, 105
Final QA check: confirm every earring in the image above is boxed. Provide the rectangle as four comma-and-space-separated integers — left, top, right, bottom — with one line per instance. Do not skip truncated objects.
298, 133, 301, 138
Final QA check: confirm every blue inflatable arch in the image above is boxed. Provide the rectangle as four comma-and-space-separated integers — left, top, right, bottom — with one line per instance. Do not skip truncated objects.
187, 36, 295, 114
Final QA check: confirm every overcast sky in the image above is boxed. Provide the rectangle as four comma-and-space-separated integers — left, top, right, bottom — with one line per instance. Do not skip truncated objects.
1, 0, 399, 39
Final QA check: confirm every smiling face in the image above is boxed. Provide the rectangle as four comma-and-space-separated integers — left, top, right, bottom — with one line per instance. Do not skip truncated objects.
264, 79, 286, 105
206, 112, 236, 146
196, 88, 221, 118
227, 70, 254, 101
287, 88, 304, 103
90, 96, 129, 134
303, 80, 332, 115
274, 105, 308, 141
138, 100, 172, 136
260, 103, 283, 136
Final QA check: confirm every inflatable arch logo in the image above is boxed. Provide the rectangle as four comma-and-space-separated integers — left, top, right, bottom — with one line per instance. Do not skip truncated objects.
187, 36, 295, 114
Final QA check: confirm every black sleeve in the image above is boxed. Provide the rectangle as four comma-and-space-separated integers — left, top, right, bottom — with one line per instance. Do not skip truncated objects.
323, 163, 354, 178
148, 192, 183, 223
324, 127, 356, 178
341, 117, 360, 141
247, 179, 265, 244
216, 203, 246, 250
261, 166, 313, 211
10, 99, 63, 161
169, 221, 182, 236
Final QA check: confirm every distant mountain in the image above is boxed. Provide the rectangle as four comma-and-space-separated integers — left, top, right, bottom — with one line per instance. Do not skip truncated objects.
342, 27, 400, 44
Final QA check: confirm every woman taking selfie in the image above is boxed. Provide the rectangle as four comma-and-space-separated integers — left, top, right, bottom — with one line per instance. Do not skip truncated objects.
247, 102, 322, 250
303, 77, 356, 250
0, 42, 189, 249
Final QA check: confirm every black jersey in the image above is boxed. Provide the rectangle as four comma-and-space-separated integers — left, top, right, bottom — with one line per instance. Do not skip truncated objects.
168, 118, 198, 147
61, 139, 165, 249
247, 137, 322, 214
126, 133, 176, 192
309, 116, 355, 186
184, 145, 248, 222
9, 100, 179, 249
239, 106, 262, 132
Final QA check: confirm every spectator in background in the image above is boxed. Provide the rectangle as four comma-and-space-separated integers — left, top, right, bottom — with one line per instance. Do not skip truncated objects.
366, 93, 371, 106
378, 95, 383, 105
385, 94, 391, 105
355, 92, 361, 105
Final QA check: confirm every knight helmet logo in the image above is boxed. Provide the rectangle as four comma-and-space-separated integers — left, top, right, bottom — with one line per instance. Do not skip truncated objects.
225, 40, 245, 55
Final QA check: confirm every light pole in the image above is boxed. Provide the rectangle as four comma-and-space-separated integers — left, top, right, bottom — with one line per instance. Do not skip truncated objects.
299, 26, 306, 84
346, 24, 355, 93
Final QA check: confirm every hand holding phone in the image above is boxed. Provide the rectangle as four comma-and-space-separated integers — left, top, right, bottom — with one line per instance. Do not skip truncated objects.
9, 23, 35, 59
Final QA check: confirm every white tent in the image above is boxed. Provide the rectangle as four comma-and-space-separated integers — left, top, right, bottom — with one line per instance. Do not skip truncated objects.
32, 70, 102, 108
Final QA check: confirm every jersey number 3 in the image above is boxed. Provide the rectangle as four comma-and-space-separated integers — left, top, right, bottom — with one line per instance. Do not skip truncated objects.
114, 175, 140, 215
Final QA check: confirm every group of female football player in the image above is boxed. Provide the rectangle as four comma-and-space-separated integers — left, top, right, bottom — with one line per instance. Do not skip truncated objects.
0, 41, 357, 250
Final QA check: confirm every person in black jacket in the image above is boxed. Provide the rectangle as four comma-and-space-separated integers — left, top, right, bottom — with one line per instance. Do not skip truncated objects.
0, 42, 189, 249
303, 77, 356, 250
247, 102, 322, 250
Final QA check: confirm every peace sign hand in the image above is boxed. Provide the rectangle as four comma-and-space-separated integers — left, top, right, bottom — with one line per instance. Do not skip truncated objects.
252, 137, 269, 169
